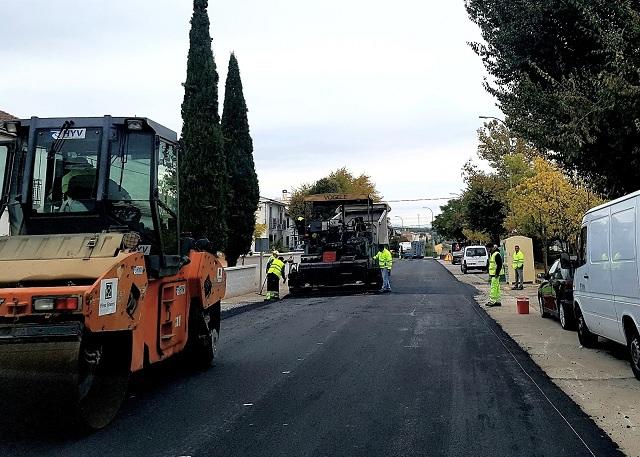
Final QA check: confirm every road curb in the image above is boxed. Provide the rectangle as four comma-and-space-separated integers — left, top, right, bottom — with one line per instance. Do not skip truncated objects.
221, 293, 289, 320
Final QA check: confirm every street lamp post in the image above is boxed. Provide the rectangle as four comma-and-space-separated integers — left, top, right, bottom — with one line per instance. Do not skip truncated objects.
422, 207, 435, 257
479, 115, 507, 126
422, 207, 434, 227
394, 216, 404, 231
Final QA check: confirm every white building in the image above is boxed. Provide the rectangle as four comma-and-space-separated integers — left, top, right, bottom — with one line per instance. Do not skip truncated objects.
253, 197, 298, 252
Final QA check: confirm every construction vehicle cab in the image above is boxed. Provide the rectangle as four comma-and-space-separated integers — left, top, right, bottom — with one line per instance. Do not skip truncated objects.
288, 194, 390, 294
0, 116, 226, 429
2, 116, 180, 270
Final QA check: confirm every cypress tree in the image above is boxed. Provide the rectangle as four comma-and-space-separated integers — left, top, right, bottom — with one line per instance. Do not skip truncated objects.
179, 0, 228, 251
221, 53, 260, 266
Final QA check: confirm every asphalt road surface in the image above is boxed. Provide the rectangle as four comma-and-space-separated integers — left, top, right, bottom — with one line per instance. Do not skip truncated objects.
0, 260, 622, 457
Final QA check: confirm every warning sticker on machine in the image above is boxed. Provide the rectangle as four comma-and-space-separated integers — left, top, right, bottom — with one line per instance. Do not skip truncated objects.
99, 278, 118, 316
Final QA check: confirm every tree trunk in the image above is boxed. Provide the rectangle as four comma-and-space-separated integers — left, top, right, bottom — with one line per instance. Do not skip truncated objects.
226, 254, 238, 268
542, 237, 549, 273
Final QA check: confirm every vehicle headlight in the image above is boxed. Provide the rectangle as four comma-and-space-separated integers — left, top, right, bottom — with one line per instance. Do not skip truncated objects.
33, 298, 55, 311
33, 296, 79, 312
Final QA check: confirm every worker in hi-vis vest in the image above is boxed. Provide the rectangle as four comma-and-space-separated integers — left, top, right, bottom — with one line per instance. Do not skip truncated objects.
373, 244, 393, 293
511, 245, 525, 290
265, 255, 287, 300
486, 244, 503, 307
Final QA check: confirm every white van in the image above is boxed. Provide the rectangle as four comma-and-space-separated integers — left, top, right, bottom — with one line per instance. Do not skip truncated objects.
574, 190, 640, 379
461, 245, 488, 274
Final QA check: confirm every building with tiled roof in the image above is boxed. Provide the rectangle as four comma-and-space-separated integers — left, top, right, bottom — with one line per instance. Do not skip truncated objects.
0, 110, 17, 121
0, 109, 18, 140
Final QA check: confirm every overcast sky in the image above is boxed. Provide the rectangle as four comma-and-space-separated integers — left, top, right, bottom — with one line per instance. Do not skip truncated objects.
0, 0, 501, 227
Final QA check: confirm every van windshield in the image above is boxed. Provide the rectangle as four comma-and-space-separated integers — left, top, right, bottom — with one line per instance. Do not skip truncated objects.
466, 248, 486, 257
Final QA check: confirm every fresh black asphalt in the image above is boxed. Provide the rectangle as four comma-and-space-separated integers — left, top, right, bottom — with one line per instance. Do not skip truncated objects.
0, 260, 622, 456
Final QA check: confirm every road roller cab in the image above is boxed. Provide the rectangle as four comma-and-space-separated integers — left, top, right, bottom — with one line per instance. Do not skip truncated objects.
0, 116, 226, 429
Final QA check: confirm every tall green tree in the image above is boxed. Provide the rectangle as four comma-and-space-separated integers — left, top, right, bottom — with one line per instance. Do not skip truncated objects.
179, 0, 228, 251
221, 53, 259, 266
463, 174, 507, 244
466, 0, 640, 197
505, 158, 603, 270
432, 199, 466, 242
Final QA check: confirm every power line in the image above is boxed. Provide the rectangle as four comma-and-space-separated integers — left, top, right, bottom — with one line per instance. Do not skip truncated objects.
385, 197, 454, 203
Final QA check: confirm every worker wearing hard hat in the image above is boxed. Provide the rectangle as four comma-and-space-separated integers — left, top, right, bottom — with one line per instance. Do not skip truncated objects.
265, 255, 287, 300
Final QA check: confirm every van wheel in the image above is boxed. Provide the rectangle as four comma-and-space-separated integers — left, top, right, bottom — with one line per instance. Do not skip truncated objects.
629, 331, 640, 381
559, 302, 575, 330
461, 264, 467, 274
575, 305, 597, 348
538, 295, 549, 318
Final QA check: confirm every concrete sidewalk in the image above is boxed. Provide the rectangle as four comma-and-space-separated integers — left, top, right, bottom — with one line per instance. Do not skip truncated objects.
441, 260, 639, 456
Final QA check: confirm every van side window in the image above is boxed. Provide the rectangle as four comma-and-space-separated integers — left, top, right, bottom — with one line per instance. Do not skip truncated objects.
578, 226, 587, 267
589, 216, 609, 263
611, 208, 635, 262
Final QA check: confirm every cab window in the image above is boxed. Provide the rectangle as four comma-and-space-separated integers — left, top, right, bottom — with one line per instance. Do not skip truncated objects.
589, 216, 609, 263
0, 144, 9, 200
578, 226, 587, 267
32, 128, 101, 213
108, 131, 154, 241
157, 140, 178, 254
158, 141, 177, 213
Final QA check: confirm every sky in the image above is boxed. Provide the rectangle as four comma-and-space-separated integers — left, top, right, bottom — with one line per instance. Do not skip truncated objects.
0, 0, 502, 228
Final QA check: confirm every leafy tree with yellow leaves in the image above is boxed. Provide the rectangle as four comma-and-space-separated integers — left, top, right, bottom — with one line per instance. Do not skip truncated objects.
505, 158, 602, 271
462, 228, 491, 245
288, 168, 382, 219
253, 223, 267, 240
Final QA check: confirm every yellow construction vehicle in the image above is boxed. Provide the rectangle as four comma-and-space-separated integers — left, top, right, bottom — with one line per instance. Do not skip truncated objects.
0, 116, 226, 429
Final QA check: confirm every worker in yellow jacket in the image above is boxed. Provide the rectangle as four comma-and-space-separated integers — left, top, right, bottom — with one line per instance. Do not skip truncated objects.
511, 245, 525, 290
486, 245, 503, 307
265, 256, 286, 300
373, 245, 393, 293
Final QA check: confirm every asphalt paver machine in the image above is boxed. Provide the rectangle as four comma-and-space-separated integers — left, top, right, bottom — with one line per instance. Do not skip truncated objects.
288, 194, 390, 294
0, 116, 226, 429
